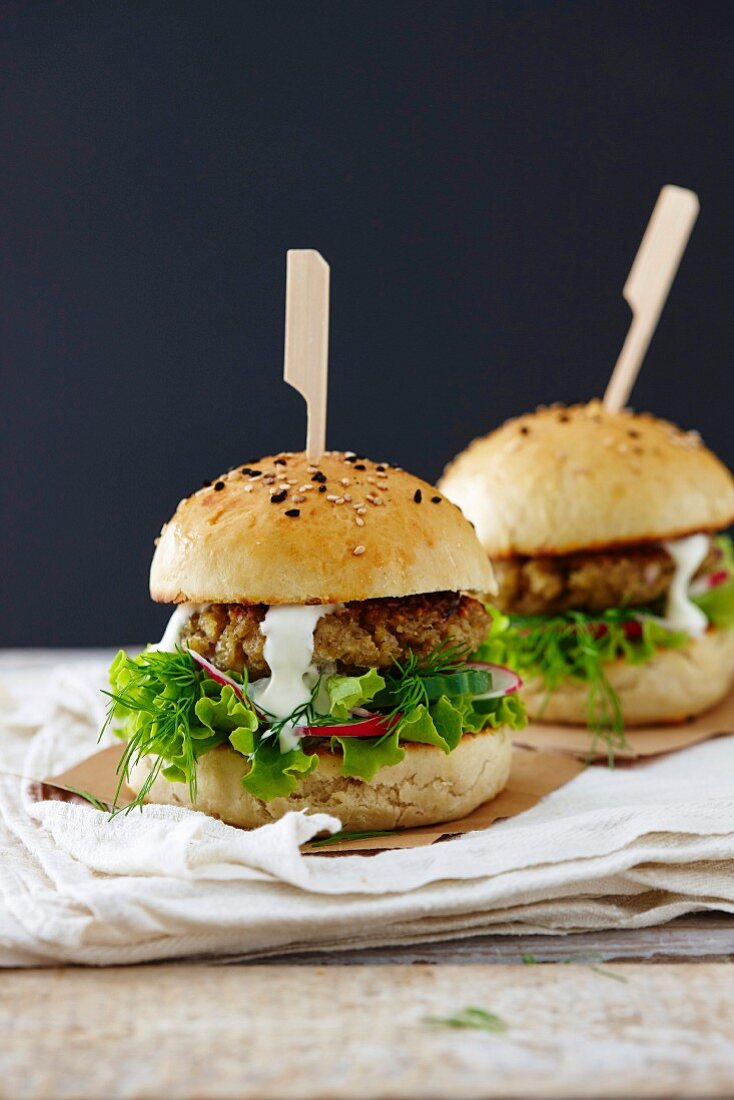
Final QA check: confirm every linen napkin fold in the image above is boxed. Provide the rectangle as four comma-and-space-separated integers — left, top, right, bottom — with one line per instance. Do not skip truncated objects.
1, 661, 733, 967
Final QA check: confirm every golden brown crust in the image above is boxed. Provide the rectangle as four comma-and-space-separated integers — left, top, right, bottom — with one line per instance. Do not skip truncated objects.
127, 727, 512, 831
150, 452, 497, 604
520, 628, 734, 727
439, 402, 734, 558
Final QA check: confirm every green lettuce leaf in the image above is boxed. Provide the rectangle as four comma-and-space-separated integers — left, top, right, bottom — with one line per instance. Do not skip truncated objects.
106, 649, 261, 805
233, 734, 319, 800
333, 726, 405, 781
692, 535, 734, 628
105, 643, 526, 805
330, 690, 525, 783
325, 668, 386, 719
476, 604, 688, 689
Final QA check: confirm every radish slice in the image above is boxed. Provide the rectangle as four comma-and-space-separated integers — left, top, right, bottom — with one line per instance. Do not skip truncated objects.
298, 713, 397, 738
188, 648, 246, 701
689, 570, 730, 597
465, 662, 522, 696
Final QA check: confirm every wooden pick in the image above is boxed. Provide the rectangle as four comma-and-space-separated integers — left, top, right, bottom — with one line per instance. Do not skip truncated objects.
283, 249, 330, 458
603, 185, 699, 413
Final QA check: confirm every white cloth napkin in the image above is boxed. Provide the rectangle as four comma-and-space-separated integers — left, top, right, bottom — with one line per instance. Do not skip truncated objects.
1, 660, 734, 967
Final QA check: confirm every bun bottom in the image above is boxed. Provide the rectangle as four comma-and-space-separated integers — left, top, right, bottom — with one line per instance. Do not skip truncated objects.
520, 627, 734, 727
127, 727, 512, 831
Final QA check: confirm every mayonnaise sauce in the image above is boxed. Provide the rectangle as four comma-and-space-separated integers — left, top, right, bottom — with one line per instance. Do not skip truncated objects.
249, 605, 335, 752
662, 534, 710, 637
150, 603, 205, 652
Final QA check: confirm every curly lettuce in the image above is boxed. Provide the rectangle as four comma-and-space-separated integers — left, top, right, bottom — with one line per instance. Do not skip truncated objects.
105, 647, 526, 807
692, 535, 734, 628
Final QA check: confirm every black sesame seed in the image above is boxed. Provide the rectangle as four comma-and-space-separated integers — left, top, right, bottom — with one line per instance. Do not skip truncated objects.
249, 470, 262, 478
202, 479, 212, 487
240, 468, 252, 476
284, 508, 300, 517
344, 455, 357, 463
274, 458, 287, 466
214, 481, 225, 491
270, 490, 287, 503
431, 495, 441, 503
318, 484, 327, 493
312, 471, 327, 483
413, 489, 422, 503
376, 465, 386, 472
520, 425, 530, 435
354, 463, 366, 470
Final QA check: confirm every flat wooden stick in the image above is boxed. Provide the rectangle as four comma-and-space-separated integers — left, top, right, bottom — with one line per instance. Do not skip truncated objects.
603, 185, 699, 413
283, 249, 330, 458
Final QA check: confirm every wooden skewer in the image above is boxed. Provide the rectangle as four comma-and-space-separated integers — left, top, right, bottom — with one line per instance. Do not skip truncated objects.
603, 185, 699, 413
283, 249, 330, 458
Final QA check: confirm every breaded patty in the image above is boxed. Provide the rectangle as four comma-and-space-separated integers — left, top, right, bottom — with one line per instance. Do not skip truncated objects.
493, 542, 717, 615
183, 593, 490, 678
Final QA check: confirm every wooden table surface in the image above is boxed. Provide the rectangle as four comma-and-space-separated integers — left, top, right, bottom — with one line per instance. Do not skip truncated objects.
3, 651, 734, 1098
2, 916, 734, 1100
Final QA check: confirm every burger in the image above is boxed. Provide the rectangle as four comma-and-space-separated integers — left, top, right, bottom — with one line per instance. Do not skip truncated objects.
439, 401, 734, 745
105, 451, 525, 830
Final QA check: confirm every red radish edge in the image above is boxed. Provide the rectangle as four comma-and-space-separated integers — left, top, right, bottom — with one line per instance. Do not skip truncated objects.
298, 713, 397, 738
188, 648, 246, 701
465, 661, 522, 695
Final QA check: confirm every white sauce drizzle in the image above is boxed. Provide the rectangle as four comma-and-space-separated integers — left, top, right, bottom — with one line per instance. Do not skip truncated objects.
249, 605, 336, 752
662, 534, 710, 637
150, 604, 206, 652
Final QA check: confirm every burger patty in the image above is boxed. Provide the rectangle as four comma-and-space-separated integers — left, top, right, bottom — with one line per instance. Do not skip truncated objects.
493, 543, 718, 616
183, 593, 490, 679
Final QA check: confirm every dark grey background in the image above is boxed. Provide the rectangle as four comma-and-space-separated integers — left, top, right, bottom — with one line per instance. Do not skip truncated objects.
2, 1, 732, 646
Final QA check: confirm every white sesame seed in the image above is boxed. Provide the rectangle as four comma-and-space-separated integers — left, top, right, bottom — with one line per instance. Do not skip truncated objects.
355, 517, 365, 527
299, 484, 313, 491
334, 497, 345, 505
366, 476, 377, 484
292, 494, 305, 504
340, 477, 350, 487
343, 493, 352, 502
243, 485, 253, 493
355, 506, 367, 515
326, 494, 339, 502
353, 545, 366, 556
286, 478, 298, 486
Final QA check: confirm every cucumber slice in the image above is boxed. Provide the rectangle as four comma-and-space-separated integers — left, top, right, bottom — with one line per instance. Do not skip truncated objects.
421, 669, 492, 700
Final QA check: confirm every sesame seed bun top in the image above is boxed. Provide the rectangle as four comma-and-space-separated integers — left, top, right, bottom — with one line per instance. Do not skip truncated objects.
439, 401, 734, 558
150, 451, 497, 604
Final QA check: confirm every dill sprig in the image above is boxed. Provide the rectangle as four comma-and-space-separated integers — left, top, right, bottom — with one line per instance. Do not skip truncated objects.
102, 648, 222, 813
380, 641, 472, 731
479, 607, 688, 763
424, 1007, 508, 1033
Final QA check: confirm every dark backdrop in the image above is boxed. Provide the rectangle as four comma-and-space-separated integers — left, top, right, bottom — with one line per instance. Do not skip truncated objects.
2, 0, 732, 647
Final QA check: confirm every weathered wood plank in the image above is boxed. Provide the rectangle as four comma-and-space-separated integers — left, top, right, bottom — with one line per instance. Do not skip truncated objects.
2, 962, 734, 1099
257, 913, 734, 966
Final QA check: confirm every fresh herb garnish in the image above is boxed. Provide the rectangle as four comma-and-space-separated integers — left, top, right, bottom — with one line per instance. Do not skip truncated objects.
64, 786, 111, 813
477, 606, 687, 762
102, 639, 526, 809
309, 829, 397, 847
424, 1007, 508, 1033
102, 648, 254, 812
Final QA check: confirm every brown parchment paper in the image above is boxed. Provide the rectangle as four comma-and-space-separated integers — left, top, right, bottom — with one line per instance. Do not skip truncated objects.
516, 687, 734, 760
39, 743, 584, 854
